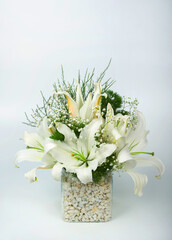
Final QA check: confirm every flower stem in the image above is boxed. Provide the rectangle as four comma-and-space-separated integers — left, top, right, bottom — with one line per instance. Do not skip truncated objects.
131, 151, 154, 156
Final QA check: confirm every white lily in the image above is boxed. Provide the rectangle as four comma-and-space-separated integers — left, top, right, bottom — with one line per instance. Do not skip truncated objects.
102, 103, 131, 144
57, 82, 106, 121
117, 111, 165, 196
15, 118, 57, 182
45, 118, 116, 184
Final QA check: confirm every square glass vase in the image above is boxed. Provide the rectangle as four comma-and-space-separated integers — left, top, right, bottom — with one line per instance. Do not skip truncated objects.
61, 170, 113, 222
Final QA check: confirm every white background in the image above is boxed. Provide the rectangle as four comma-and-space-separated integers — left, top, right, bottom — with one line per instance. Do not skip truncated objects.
0, 0, 172, 240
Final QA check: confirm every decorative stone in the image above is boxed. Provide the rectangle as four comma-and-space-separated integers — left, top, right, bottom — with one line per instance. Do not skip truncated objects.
61, 171, 112, 222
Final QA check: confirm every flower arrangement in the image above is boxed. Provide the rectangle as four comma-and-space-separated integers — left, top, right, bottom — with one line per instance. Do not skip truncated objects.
15, 62, 165, 198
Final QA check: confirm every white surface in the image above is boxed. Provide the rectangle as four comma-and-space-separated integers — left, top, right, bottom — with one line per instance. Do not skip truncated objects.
0, 0, 172, 239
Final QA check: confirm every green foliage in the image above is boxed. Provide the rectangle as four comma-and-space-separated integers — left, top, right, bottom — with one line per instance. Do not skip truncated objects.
23, 60, 115, 127
23, 91, 62, 127
101, 90, 124, 117
116, 109, 129, 115
68, 121, 86, 138
79, 59, 115, 100
92, 154, 123, 183
50, 130, 65, 141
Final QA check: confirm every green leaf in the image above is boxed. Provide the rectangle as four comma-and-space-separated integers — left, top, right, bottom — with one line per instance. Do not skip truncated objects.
50, 130, 65, 141
101, 90, 123, 117
92, 153, 123, 183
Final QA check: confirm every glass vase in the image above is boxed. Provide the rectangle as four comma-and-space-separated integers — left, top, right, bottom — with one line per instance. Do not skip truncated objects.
61, 170, 113, 222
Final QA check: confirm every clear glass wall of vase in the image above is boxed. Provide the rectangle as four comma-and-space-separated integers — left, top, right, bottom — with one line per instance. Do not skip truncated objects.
61, 170, 113, 222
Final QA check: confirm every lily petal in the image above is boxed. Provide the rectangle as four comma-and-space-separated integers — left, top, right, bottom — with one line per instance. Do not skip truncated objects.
95, 143, 117, 165
45, 139, 79, 166
52, 163, 64, 181
111, 128, 122, 141
56, 122, 76, 146
76, 83, 84, 110
91, 82, 105, 119
103, 104, 121, 142
37, 117, 51, 138
91, 82, 101, 107
41, 153, 57, 166
133, 156, 165, 178
117, 146, 132, 163
126, 170, 148, 197
116, 137, 126, 151
24, 168, 37, 183
127, 111, 149, 152
23, 131, 43, 149
106, 103, 114, 120
79, 118, 103, 153
25, 164, 53, 183
76, 167, 93, 184
123, 160, 137, 170
88, 159, 98, 171
117, 115, 131, 136
57, 91, 79, 117
45, 138, 72, 154
79, 92, 93, 121
15, 149, 44, 167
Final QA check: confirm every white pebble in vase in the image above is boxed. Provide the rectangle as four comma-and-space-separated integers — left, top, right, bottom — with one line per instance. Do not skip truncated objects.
61, 170, 113, 222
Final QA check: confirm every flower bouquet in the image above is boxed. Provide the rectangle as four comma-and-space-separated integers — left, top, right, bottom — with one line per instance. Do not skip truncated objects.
15, 62, 165, 222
